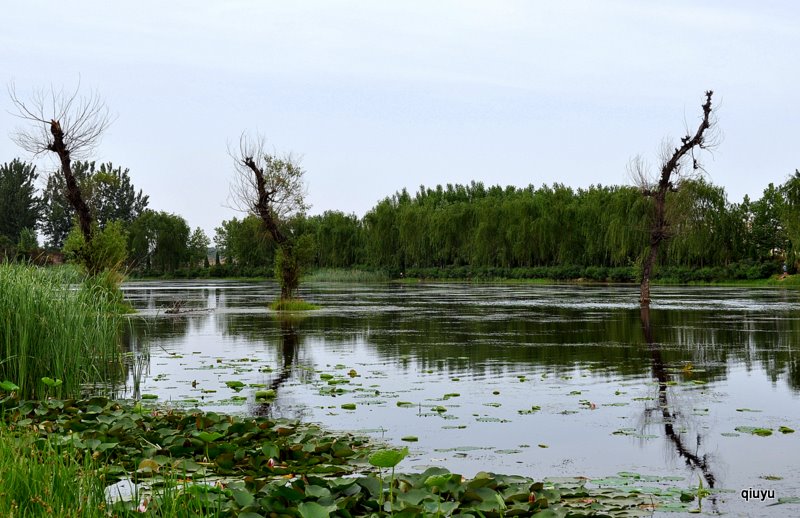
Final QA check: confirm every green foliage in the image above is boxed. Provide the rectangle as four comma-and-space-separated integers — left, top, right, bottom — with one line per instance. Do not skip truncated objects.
311, 210, 365, 267
304, 268, 390, 282
0, 264, 122, 399
188, 226, 211, 267
41, 161, 148, 248
63, 220, 128, 275
272, 229, 315, 300
128, 209, 190, 272
0, 159, 40, 244
214, 215, 275, 267
15, 227, 39, 261
0, 426, 107, 517
269, 299, 320, 311
368, 447, 409, 468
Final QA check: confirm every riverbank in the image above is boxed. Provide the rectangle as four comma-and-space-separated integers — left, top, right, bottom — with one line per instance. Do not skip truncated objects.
125, 262, 788, 286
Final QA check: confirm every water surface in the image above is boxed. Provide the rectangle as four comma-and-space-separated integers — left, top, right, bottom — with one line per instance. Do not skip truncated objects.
121, 281, 800, 515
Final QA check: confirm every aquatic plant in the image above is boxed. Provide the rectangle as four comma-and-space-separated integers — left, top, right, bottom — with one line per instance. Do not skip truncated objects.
269, 298, 320, 311
0, 264, 122, 399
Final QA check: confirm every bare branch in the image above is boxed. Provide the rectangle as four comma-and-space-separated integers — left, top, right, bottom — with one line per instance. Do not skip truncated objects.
633, 91, 718, 307
8, 81, 114, 160
228, 132, 309, 242
627, 154, 654, 195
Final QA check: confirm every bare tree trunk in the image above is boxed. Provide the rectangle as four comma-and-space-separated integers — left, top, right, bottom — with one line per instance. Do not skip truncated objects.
242, 157, 299, 301
639, 91, 715, 307
48, 120, 93, 244
640, 192, 666, 306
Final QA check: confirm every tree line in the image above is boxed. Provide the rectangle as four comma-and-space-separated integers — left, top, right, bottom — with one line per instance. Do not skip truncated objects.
2, 157, 798, 281
216, 175, 800, 281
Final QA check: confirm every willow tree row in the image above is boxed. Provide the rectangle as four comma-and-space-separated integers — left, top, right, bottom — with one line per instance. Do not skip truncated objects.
214, 176, 800, 276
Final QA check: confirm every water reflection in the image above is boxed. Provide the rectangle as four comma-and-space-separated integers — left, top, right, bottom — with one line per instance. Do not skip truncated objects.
640, 307, 717, 492
119, 281, 800, 515
252, 318, 300, 418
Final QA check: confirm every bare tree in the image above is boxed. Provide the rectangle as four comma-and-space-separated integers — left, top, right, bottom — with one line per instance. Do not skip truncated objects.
230, 133, 309, 301
8, 82, 112, 252
631, 91, 718, 307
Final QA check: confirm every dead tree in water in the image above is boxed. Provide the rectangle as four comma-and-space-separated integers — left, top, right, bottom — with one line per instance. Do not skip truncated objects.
631, 91, 717, 307
230, 134, 308, 300
9, 83, 112, 271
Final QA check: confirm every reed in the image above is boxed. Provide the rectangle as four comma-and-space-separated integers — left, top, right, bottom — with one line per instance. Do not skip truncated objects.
304, 268, 390, 283
0, 264, 122, 399
0, 425, 107, 517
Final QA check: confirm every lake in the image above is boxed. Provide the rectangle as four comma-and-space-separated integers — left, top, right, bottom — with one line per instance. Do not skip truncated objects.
120, 280, 800, 515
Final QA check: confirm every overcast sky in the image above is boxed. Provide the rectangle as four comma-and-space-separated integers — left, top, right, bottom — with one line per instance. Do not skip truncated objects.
2, 1, 798, 237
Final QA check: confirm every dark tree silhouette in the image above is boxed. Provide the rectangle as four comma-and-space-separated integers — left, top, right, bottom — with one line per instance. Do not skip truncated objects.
631, 91, 717, 306
230, 134, 309, 300
9, 83, 112, 271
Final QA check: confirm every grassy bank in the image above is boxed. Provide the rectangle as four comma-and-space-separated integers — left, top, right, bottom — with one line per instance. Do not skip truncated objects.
126, 260, 784, 286
0, 263, 123, 399
303, 268, 390, 283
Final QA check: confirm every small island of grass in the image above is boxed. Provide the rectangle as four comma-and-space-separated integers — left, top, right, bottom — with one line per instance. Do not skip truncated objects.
269, 298, 320, 311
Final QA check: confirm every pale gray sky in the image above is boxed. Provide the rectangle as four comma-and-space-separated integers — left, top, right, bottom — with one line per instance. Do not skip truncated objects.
2, 1, 798, 237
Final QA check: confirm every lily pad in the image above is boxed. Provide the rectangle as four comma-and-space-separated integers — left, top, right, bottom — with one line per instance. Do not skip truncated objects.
369, 447, 408, 468
735, 426, 773, 437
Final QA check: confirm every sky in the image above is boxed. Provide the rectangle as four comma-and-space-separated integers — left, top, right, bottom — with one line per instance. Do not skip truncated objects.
2, 1, 799, 238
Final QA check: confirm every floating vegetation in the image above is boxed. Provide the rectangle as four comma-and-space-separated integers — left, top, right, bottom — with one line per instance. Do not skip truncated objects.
518, 405, 542, 415
268, 298, 320, 311
396, 401, 414, 408
734, 426, 773, 437
224, 380, 245, 391
475, 417, 511, 423
779, 426, 795, 434
255, 389, 276, 402
612, 428, 658, 439
341, 403, 357, 410
401, 436, 418, 442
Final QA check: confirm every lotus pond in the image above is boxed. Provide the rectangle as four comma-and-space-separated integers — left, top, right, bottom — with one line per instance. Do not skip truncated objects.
115, 280, 800, 515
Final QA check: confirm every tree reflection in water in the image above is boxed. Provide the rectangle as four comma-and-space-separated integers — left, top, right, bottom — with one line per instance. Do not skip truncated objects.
253, 317, 299, 418
640, 307, 717, 491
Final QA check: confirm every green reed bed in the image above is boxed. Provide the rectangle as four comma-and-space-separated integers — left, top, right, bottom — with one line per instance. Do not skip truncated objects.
304, 268, 390, 283
0, 264, 122, 399
0, 424, 108, 517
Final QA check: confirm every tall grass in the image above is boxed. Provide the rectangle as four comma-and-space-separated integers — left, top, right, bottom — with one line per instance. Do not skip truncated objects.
0, 264, 122, 399
0, 425, 225, 517
0, 426, 108, 517
304, 268, 390, 282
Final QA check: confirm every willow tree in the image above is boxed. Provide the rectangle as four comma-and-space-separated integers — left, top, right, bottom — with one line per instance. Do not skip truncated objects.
630, 91, 717, 306
230, 134, 309, 301
8, 83, 114, 274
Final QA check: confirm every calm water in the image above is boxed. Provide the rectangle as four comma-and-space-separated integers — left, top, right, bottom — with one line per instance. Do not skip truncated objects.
120, 280, 800, 516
